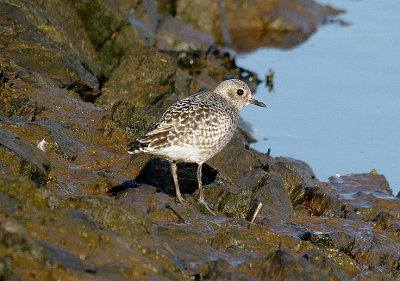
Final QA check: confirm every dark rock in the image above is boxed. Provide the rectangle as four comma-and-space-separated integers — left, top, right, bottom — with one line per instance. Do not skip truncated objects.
175, 71, 207, 98
52, 196, 152, 237
98, 46, 176, 108
260, 249, 331, 280
0, 4, 100, 94
386, 222, 400, 237
36, 120, 80, 161
70, 0, 143, 75
241, 169, 293, 218
216, 187, 254, 219
211, 226, 276, 253
0, 127, 50, 185
269, 158, 306, 192
157, 15, 215, 52
353, 235, 400, 270
36, 241, 98, 273
371, 212, 396, 231
203, 259, 249, 281
290, 184, 343, 217
121, 0, 159, 45
175, 0, 342, 52
329, 173, 400, 222
207, 132, 269, 180
276, 156, 316, 180
305, 250, 350, 281
109, 100, 163, 139
302, 231, 355, 255
0, 175, 52, 208
135, 157, 217, 196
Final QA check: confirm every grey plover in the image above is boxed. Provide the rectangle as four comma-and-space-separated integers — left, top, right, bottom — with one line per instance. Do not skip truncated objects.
128, 79, 266, 215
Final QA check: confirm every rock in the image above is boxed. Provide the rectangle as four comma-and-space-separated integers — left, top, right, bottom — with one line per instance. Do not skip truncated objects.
0, 191, 180, 280
207, 132, 269, 180
216, 187, 254, 219
175, 0, 342, 51
120, 0, 159, 45
353, 235, 400, 270
260, 249, 331, 280
175, 71, 208, 98
36, 120, 81, 161
291, 184, 344, 217
157, 15, 215, 52
0, 127, 50, 185
0, 3, 101, 95
371, 212, 396, 231
52, 195, 152, 237
329, 173, 400, 221
109, 100, 163, 139
301, 231, 355, 255
98, 46, 176, 108
203, 259, 249, 280
134, 157, 217, 196
241, 169, 294, 218
276, 156, 316, 180
304, 250, 351, 281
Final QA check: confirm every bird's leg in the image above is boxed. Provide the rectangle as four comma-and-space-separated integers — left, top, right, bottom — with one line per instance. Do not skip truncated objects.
171, 161, 185, 204
197, 163, 216, 216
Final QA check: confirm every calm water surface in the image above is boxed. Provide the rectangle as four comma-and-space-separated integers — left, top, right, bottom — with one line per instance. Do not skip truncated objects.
238, 0, 400, 193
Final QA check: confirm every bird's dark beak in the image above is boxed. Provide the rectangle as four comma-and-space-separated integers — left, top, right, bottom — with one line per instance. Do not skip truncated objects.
249, 97, 267, 107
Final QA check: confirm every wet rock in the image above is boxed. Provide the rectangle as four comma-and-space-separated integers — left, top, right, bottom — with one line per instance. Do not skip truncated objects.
216, 187, 254, 219
211, 226, 276, 253
99, 46, 176, 108
134, 157, 217, 196
207, 132, 269, 180
203, 259, 249, 280
52, 196, 152, 237
120, 0, 159, 45
0, 4, 100, 95
109, 100, 163, 139
175, 71, 207, 98
301, 231, 355, 255
353, 235, 400, 270
36, 120, 80, 161
175, 0, 342, 52
260, 249, 331, 280
243, 170, 294, 218
0, 191, 180, 280
304, 250, 351, 281
157, 15, 215, 52
329, 173, 400, 221
70, 0, 143, 75
0, 175, 53, 208
0, 127, 50, 185
371, 212, 396, 231
0, 63, 42, 121
276, 156, 316, 180
290, 183, 343, 217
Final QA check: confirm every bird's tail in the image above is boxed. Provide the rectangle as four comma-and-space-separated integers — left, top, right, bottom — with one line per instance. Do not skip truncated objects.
127, 141, 149, 154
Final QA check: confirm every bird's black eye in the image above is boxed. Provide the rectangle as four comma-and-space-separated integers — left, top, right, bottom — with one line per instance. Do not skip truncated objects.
237, 89, 244, 95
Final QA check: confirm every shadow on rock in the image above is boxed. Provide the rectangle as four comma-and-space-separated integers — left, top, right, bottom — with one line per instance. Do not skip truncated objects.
134, 157, 218, 196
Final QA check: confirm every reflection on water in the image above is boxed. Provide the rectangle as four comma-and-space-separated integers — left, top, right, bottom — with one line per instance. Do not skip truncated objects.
238, 0, 400, 193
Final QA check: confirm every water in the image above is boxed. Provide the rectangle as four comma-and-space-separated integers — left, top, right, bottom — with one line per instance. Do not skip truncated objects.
238, 0, 400, 194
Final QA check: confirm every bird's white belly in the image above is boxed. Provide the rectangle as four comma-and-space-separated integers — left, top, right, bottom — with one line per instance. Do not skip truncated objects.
151, 145, 215, 163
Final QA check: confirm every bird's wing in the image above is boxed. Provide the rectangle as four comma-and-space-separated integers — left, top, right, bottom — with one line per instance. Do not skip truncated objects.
140, 93, 232, 151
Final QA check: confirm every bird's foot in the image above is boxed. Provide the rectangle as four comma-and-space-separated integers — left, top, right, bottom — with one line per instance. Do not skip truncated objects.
176, 195, 188, 206
198, 199, 216, 216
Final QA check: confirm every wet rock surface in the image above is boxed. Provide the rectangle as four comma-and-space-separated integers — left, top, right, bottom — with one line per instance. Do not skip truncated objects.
0, 0, 399, 280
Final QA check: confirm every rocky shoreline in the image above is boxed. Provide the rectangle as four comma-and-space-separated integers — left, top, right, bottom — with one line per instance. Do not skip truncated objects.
0, 0, 399, 280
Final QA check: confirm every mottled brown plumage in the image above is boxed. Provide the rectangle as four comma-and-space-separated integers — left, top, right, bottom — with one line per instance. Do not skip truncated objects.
128, 79, 266, 215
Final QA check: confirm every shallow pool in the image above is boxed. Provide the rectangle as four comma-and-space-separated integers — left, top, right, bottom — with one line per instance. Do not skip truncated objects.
238, 0, 400, 193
